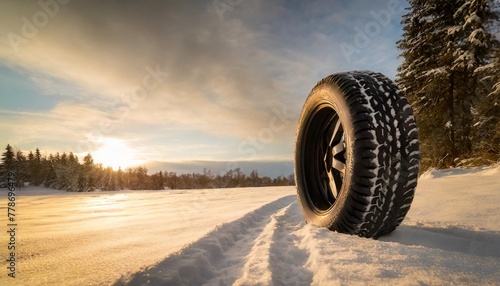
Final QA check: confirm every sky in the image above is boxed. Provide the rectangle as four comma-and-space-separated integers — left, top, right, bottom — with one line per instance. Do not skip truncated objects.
0, 0, 408, 176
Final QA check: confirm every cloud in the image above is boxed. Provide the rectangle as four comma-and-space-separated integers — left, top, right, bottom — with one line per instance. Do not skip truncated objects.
0, 102, 108, 151
1, 1, 297, 135
0, 0, 406, 161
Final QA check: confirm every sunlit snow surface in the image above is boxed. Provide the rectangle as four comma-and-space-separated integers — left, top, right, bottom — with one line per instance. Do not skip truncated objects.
1, 167, 499, 285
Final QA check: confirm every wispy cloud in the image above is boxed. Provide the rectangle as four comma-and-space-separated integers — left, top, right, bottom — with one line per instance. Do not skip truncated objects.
0, 103, 107, 151
0, 0, 406, 163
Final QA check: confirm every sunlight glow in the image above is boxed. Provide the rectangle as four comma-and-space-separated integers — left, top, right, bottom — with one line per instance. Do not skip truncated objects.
92, 138, 141, 170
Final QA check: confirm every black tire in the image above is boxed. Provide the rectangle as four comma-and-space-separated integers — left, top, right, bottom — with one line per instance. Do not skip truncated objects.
295, 71, 420, 238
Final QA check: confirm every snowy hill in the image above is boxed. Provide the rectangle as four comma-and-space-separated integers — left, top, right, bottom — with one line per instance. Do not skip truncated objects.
1, 166, 499, 285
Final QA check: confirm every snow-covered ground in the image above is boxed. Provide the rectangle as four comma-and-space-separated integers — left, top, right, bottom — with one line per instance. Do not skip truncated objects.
0, 166, 499, 285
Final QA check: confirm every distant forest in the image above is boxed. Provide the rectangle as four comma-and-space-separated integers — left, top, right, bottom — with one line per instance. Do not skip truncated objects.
0, 144, 294, 192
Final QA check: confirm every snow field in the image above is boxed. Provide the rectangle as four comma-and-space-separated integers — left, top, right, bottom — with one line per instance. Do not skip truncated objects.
119, 165, 500, 285
0, 166, 498, 285
0, 187, 294, 286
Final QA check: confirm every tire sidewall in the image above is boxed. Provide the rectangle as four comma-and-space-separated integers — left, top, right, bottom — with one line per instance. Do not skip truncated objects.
295, 83, 355, 228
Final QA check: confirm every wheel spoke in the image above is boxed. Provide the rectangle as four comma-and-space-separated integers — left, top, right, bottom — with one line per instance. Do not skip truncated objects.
324, 130, 346, 174
324, 118, 342, 161
332, 140, 345, 156
328, 117, 342, 146
332, 158, 346, 174
319, 113, 347, 200
315, 110, 348, 208
326, 170, 339, 198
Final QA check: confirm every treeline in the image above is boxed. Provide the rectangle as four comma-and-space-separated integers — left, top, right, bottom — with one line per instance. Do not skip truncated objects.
397, 0, 499, 171
0, 144, 294, 191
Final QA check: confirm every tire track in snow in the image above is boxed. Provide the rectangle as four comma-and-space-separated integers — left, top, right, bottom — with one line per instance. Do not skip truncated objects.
268, 203, 312, 286
232, 205, 289, 285
115, 195, 299, 286
232, 202, 312, 286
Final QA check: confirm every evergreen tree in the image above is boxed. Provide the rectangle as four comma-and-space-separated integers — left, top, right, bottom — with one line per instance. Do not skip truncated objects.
28, 151, 35, 185
156, 171, 164, 189
14, 150, 28, 188
43, 154, 57, 188
0, 144, 15, 187
77, 169, 87, 192
397, 0, 499, 169
103, 167, 117, 191
32, 148, 43, 186
83, 153, 96, 191
51, 151, 81, 191
1, 144, 15, 170
28, 151, 35, 162
471, 4, 500, 161
126, 168, 136, 189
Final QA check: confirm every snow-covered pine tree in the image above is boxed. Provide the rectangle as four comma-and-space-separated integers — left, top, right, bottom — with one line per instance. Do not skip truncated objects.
473, 41, 500, 160
452, 0, 499, 163
397, 0, 499, 170
467, 1, 500, 162
397, 0, 462, 169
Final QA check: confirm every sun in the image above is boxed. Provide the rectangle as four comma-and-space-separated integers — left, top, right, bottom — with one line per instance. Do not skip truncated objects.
92, 138, 139, 170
